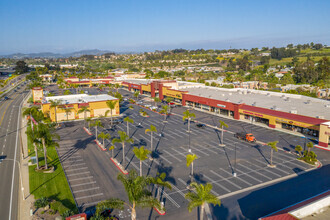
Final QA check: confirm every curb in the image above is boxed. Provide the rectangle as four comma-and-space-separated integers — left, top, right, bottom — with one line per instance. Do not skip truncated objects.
83, 127, 92, 135
110, 158, 128, 175
94, 140, 106, 151
314, 145, 330, 151
153, 207, 166, 215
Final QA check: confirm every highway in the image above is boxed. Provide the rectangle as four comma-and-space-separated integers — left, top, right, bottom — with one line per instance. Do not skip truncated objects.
0, 80, 28, 220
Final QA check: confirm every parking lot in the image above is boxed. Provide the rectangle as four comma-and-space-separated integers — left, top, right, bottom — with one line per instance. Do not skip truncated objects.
54, 88, 316, 219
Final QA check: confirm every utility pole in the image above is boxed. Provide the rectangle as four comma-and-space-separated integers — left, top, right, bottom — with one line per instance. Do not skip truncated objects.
233, 143, 237, 177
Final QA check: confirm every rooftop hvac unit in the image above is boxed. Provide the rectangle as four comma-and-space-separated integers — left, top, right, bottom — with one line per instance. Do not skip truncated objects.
316, 116, 324, 119
252, 102, 257, 106
267, 93, 271, 96
325, 104, 330, 108
305, 100, 311, 104
289, 110, 297, 114
285, 97, 290, 101
225, 98, 230, 102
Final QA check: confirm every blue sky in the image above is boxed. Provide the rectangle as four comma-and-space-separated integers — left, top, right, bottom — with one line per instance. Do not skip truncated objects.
0, 0, 329, 54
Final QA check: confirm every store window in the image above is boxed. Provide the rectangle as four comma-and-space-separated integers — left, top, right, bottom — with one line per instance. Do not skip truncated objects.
282, 124, 319, 137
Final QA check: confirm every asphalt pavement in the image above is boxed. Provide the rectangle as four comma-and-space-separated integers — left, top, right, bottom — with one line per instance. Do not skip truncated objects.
0, 81, 29, 220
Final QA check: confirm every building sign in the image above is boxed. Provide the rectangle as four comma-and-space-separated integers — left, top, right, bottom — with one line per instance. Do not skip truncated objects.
242, 111, 263, 117
132, 85, 139, 88
217, 104, 226, 108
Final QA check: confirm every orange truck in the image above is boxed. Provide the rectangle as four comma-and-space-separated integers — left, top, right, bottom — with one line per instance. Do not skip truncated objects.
234, 132, 256, 142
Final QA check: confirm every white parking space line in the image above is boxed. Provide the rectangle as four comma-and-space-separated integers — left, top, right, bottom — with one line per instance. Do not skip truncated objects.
67, 171, 91, 177
70, 176, 94, 181
162, 149, 182, 162
209, 171, 242, 189
203, 174, 231, 193
194, 144, 219, 154
179, 177, 219, 196
74, 187, 100, 193
244, 160, 282, 178
173, 129, 189, 137
62, 159, 84, 163
63, 163, 86, 168
234, 167, 263, 183
126, 156, 139, 170
254, 158, 291, 175
163, 191, 181, 208
71, 181, 97, 187
75, 193, 104, 200
171, 147, 199, 158
218, 169, 253, 186
66, 167, 89, 172
182, 146, 209, 156
165, 129, 183, 139
237, 164, 272, 180
155, 153, 173, 164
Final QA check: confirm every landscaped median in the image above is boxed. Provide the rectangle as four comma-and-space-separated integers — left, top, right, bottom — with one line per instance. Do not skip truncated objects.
94, 139, 107, 151
110, 157, 129, 174
26, 126, 78, 217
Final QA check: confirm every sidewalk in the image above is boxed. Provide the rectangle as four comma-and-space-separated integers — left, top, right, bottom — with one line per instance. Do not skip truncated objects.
18, 92, 34, 220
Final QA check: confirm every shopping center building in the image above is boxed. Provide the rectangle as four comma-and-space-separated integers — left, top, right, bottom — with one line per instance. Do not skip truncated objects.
121, 79, 330, 148
41, 94, 119, 122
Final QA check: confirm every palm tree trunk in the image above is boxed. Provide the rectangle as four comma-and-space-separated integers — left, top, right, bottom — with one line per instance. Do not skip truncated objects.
157, 185, 160, 201
127, 122, 129, 137
131, 202, 136, 220
221, 126, 224, 145
111, 149, 114, 158
103, 138, 105, 147
42, 139, 48, 169
34, 143, 39, 170
191, 162, 194, 183
150, 132, 153, 152
95, 126, 98, 140
200, 203, 205, 220
270, 149, 273, 165
30, 113, 33, 129
111, 111, 113, 127
140, 160, 142, 176
122, 143, 125, 166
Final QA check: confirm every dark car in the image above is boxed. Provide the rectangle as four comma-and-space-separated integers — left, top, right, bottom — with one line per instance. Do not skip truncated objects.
4, 96, 9, 100
112, 118, 123, 124
196, 123, 206, 128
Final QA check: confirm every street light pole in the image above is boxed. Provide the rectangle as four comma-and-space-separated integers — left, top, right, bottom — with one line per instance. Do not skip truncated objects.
188, 129, 191, 153
4, 158, 25, 200
233, 143, 237, 177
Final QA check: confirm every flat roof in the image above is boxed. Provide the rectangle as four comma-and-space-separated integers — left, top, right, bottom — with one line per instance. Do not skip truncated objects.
44, 94, 117, 105
184, 87, 330, 120
122, 79, 154, 85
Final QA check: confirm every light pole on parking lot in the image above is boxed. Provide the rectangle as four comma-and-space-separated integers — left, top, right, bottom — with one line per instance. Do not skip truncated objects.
188, 127, 191, 153
233, 142, 237, 177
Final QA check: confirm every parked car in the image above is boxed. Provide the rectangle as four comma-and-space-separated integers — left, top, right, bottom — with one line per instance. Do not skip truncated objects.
112, 118, 123, 124
4, 96, 9, 100
150, 106, 158, 110
196, 123, 206, 128
144, 104, 151, 108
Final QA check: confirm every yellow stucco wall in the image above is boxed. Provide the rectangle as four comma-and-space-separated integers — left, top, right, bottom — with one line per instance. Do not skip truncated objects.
319, 123, 330, 145
42, 99, 119, 122
141, 84, 151, 92
32, 89, 43, 102
239, 109, 319, 130
162, 87, 184, 99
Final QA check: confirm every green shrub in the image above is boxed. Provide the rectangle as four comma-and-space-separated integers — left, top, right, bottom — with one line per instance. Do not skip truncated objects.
34, 197, 49, 208
51, 201, 68, 215
49, 209, 57, 215
61, 209, 75, 219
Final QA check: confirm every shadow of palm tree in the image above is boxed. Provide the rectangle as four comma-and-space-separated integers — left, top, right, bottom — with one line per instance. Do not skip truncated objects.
252, 144, 270, 164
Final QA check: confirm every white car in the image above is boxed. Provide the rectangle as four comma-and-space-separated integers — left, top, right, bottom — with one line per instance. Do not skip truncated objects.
144, 104, 151, 108
150, 106, 157, 110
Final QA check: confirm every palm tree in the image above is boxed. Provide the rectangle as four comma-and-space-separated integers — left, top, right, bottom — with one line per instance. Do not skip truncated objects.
36, 123, 60, 169
98, 132, 110, 147
85, 117, 92, 131
219, 120, 228, 146
145, 125, 157, 152
165, 97, 173, 113
267, 141, 278, 167
117, 169, 161, 220
71, 83, 79, 94
160, 105, 169, 121
295, 145, 303, 157
92, 120, 103, 141
185, 182, 221, 220
22, 106, 39, 128
109, 145, 115, 158
112, 131, 133, 166
307, 142, 314, 154
152, 172, 172, 207
26, 128, 41, 169
77, 106, 90, 127
105, 100, 118, 127
154, 97, 161, 107
95, 198, 124, 217
133, 146, 151, 176
49, 99, 62, 123
61, 106, 72, 121
186, 154, 198, 184
183, 110, 196, 132
124, 116, 134, 137
133, 91, 140, 101
114, 83, 121, 93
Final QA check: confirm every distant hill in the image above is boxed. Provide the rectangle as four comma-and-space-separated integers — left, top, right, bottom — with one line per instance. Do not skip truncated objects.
0, 49, 115, 59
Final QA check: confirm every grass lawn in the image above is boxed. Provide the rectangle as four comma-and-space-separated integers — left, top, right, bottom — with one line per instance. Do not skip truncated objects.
27, 127, 76, 211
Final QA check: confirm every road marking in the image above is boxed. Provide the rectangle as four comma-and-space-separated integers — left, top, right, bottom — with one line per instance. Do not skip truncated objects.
74, 187, 100, 193
209, 170, 242, 189
126, 156, 139, 170
218, 168, 253, 186
67, 171, 90, 177
234, 166, 263, 183
62, 159, 83, 163
70, 176, 94, 181
66, 167, 89, 172
163, 191, 180, 208
63, 163, 86, 168
181, 146, 209, 156
172, 147, 199, 158
155, 153, 173, 164
245, 160, 282, 178
237, 164, 272, 180
162, 149, 182, 162
71, 181, 97, 187
203, 174, 231, 193
75, 193, 103, 200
